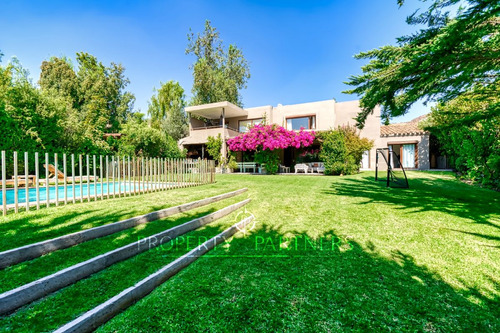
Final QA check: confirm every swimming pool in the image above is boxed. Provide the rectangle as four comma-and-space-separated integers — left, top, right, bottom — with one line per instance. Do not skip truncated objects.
0, 182, 172, 205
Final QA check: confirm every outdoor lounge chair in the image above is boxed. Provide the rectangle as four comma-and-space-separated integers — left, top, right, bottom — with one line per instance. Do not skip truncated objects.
42, 164, 98, 183
5, 176, 33, 187
294, 163, 309, 173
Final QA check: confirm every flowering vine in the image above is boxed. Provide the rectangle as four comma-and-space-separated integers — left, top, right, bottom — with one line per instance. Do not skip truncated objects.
227, 124, 315, 152
227, 124, 315, 174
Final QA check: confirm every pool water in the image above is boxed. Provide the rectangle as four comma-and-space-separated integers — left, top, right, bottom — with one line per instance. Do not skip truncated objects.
0, 182, 171, 205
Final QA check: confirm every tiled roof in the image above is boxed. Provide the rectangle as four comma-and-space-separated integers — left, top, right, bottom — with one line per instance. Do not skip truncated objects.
381, 115, 428, 137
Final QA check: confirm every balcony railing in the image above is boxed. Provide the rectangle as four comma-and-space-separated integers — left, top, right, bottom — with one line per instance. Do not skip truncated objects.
191, 124, 240, 132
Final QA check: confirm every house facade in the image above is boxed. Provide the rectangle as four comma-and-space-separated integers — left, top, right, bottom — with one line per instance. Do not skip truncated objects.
179, 99, 441, 170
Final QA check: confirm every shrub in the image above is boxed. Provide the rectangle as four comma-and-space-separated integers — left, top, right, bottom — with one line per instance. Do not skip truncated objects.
319, 126, 373, 175
206, 134, 223, 165
424, 95, 500, 189
118, 118, 185, 158
254, 149, 280, 174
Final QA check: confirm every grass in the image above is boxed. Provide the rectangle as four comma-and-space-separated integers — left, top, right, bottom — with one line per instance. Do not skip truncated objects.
0, 171, 499, 332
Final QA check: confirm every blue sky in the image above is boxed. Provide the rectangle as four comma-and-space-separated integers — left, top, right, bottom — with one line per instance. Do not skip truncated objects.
0, 0, 430, 123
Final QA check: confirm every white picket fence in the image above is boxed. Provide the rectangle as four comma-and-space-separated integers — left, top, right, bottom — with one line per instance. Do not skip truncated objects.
0, 151, 215, 215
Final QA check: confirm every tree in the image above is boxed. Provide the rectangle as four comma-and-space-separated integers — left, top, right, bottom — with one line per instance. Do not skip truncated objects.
186, 20, 250, 107
39, 56, 85, 152
76, 52, 135, 135
147, 80, 188, 141
344, 0, 499, 127
39, 57, 78, 102
0, 57, 68, 160
117, 113, 185, 158
423, 93, 500, 187
38, 53, 136, 154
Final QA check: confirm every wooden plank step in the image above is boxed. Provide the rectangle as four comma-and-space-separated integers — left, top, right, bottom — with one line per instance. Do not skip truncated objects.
55, 215, 255, 333
0, 188, 248, 269
0, 199, 251, 315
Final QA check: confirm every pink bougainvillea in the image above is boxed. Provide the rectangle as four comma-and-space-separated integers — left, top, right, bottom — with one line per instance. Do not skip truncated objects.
227, 124, 315, 152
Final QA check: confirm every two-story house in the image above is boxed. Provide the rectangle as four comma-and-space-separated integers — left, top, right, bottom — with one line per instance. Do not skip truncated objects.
179, 99, 442, 170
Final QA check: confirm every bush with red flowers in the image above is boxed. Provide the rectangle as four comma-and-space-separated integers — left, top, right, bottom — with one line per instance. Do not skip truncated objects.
227, 124, 315, 174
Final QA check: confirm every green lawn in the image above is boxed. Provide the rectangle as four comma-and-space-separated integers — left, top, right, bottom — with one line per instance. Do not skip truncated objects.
0, 172, 499, 332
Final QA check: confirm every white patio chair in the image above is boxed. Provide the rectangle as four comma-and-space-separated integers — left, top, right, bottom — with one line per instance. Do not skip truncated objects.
294, 163, 309, 173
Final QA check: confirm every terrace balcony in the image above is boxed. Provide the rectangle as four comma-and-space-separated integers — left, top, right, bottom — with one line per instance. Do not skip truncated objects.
181, 124, 240, 146
180, 102, 247, 157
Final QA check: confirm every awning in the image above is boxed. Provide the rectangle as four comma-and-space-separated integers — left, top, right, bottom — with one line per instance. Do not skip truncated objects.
185, 101, 247, 119
179, 136, 208, 145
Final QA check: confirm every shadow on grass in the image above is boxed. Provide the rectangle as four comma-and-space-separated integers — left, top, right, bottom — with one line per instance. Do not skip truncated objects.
0, 186, 238, 252
98, 223, 500, 332
324, 174, 500, 231
0, 207, 218, 293
0, 207, 142, 252
0, 218, 237, 332
1, 219, 499, 332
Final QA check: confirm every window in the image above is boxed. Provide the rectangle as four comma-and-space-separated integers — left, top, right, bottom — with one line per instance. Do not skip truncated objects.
286, 116, 316, 130
239, 118, 263, 132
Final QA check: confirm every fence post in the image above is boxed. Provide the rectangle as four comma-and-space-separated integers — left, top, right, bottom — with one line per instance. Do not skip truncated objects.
55, 153, 59, 207
132, 156, 136, 195
86, 155, 90, 202
156, 158, 160, 191
63, 153, 67, 205
106, 156, 110, 199
122, 156, 126, 195
178, 159, 181, 188
152, 158, 155, 192
2, 151, 6, 215
35, 152, 40, 210
151, 157, 154, 192
46, 153, 50, 207
99, 155, 104, 200
13, 152, 19, 212
128, 156, 131, 196
141, 157, 144, 194
93, 155, 97, 201
24, 152, 29, 211
71, 154, 75, 204
100, 155, 103, 200
187, 159, 190, 187
79, 154, 83, 203
162, 158, 166, 190
149, 158, 152, 193
144, 157, 147, 193
117, 156, 121, 198
183, 159, 186, 188
165, 158, 170, 190
182, 158, 185, 188
156, 158, 159, 191
112, 156, 116, 198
